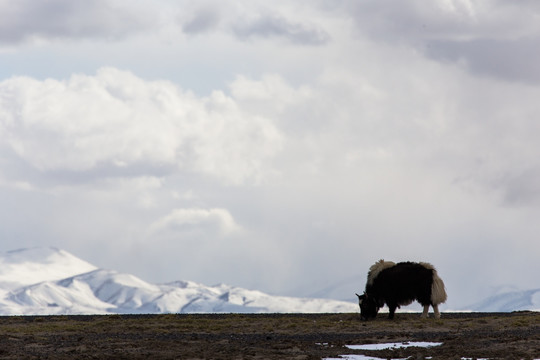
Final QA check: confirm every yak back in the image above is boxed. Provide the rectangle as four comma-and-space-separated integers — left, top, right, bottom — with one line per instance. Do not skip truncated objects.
366, 261, 433, 307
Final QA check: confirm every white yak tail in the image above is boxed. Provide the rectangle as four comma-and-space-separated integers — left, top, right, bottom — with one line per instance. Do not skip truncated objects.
431, 270, 447, 305
420, 262, 447, 305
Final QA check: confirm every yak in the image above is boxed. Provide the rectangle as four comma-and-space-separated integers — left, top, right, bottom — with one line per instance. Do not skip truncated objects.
356, 260, 447, 320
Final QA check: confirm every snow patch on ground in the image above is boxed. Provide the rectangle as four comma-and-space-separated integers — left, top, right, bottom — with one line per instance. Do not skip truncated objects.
324, 355, 409, 360
323, 342, 442, 360
346, 341, 443, 350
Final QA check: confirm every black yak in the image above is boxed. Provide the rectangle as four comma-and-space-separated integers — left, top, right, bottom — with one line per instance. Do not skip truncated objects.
356, 260, 447, 320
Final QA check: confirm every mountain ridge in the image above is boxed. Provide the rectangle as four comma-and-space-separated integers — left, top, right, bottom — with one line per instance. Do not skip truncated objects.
0, 247, 357, 315
0, 247, 538, 315
467, 288, 540, 312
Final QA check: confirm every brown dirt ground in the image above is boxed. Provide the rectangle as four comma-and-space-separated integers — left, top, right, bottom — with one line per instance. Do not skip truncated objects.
0, 312, 537, 359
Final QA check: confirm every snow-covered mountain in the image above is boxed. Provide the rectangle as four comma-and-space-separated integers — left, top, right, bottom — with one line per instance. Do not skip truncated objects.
467, 288, 540, 312
1, 247, 538, 315
0, 247, 97, 291
0, 247, 357, 315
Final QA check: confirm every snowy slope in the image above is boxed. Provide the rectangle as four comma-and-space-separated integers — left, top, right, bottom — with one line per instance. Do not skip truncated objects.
467, 288, 540, 312
0, 247, 357, 315
0, 247, 97, 291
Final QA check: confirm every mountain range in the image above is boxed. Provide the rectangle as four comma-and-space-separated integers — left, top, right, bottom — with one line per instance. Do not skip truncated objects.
0, 247, 357, 315
468, 287, 540, 312
0, 247, 538, 315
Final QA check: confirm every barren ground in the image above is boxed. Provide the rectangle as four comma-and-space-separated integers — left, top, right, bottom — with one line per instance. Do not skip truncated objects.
0, 312, 538, 359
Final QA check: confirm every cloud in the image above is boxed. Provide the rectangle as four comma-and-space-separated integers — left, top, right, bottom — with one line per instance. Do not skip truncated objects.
231, 12, 330, 45
0, 0, 153, 45
0, 68, 283, 185
494, 167, 540, 207
426, 37, 540, 84
181, 8, 221, 35
340, 0, 540, 83
342, 0, 480, 43
343, 0, 536, 43
176, 2, 329, 45
0, 0, 330, 47
149, 208, 242, 236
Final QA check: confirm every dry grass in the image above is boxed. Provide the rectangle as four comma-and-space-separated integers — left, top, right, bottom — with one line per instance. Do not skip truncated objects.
0, 312, 537, 359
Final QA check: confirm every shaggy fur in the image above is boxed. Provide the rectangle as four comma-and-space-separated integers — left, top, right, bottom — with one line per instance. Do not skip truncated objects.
367, 259, 396, 286
420, 262, 448, 305
356, 260, 447, 320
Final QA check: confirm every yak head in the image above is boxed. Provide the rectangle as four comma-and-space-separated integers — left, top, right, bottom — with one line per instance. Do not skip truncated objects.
356, 292, 379, 320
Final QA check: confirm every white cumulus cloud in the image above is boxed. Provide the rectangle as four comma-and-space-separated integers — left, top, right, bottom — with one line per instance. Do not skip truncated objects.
0, 67, 283, 185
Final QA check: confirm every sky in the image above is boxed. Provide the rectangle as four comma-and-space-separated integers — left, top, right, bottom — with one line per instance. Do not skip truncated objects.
1, 0, 540, 309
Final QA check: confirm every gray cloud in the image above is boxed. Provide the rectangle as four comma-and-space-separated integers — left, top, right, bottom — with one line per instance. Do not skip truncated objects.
342, 0, 540, 42
176, 2, 330, 45
0, 0, 152, 44
342, 1, 477, 44
426, 37, 540, 84
341, 0, 540, 83
495, 167, 540, 207
181, 9, 220, 35
231, 12, 330, 45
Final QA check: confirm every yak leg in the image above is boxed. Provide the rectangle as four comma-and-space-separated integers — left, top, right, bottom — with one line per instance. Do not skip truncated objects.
433, 304, 441, 319
388, 305, 397, 319
421, 304, 429, 318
